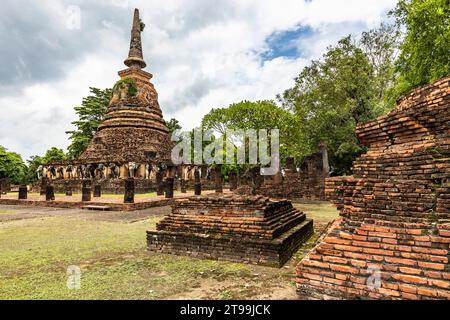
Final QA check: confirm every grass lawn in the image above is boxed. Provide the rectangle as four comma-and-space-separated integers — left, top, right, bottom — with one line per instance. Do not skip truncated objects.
0, 200, 338, 300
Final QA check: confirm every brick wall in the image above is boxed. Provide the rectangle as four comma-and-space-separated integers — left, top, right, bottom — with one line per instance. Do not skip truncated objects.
256, 147, 330, 200
296, 77, 450, 300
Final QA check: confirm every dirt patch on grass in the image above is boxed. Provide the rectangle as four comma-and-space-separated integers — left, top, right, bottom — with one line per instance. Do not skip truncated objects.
0, 205, 170, 224
84, 206, 171, 223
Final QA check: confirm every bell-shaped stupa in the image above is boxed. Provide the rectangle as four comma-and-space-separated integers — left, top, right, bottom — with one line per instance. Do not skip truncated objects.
79, 8, 172, 164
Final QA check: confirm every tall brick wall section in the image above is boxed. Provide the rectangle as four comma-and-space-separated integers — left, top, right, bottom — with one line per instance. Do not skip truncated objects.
296, 77, 450, 300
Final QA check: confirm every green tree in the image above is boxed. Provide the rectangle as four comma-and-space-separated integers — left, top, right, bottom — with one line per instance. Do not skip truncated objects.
202, 100, 305, 161
24, 148, 67, 184
25, 155, 43, 184
167, 118, 182, 134
360, 23, 401, 111
66, 87, 112, 159
280, 36, 379, 175
42, 147, 67, 163
391, 0, 450, 95
0, 146, 26, 184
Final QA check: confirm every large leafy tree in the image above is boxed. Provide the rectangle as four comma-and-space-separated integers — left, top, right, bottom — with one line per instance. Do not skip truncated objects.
202, 100, 305, 161
280, 36, 382, 175
360, 23, 401, 111
0, 146, 27, 184
41, 147, 67, 163
66, 87, 112, 159
392, 0, 450, 95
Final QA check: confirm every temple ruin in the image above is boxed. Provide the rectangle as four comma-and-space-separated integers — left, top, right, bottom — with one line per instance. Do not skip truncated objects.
257, 144, 330, 200
147, 192, 314, 267
35, 9, 175, 194
296, 77, 450, 299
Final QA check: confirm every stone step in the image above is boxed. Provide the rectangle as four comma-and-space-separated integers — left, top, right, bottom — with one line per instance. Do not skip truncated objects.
82, 205, 112, 211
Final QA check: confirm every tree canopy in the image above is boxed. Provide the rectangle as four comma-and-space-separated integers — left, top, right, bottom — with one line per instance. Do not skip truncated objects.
279, 34, 398, 175
202, 100, 305, 161
66, 87, 112, 159
25, 147, 67, 183
391, 0, 450, 95
0, 146, 26, 184
167, 118, 182, 134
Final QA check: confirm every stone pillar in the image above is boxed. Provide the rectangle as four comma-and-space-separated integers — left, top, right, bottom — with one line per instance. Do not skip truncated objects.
65, 182, 73, 197
229, 171, 238, 191
194, 183, 202, 196
165, 178, 174, 199
201, 166, 208, 179
194, 169, 201, 195
93, 185, 102, 198
40, 178, 48, 196
18, 185, 27, 200
46, 185, 55, 201
214, 166, 223, 193
124, 178, 135, 204
156, 171, 164, 196
82, 180, 92, 202
252, 166, 263, 189
319, 143, 330, 177
180, 179, 187, 193
174, 178, 181, 192
273, 171, 283, 185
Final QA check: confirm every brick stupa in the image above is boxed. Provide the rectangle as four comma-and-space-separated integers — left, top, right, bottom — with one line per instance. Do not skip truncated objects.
296, 77, 450, 300
80, 9, 172, 163
148, 193, 314, 267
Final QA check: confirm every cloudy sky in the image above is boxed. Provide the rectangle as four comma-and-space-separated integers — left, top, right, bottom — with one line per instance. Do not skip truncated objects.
0, 0, 397, 161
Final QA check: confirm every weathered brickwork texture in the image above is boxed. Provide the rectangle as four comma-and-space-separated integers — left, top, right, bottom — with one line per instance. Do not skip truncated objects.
148, 194, 313, 267
257, 147, 329, 200
296, 77, 450, 300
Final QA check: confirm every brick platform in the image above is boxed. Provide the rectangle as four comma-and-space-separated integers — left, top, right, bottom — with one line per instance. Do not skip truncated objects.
147, 194, 313, 267
0, 191, 218, 212
296, 77, 450, 300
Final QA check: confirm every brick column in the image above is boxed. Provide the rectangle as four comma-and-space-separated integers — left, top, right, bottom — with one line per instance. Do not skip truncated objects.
40, 178, 48, 196
181, 179, 187, 193
229, 171, 238, 191
214, 166, 223, 193
65, 182, 73, 197
46, 185, 55, 201
124, 178, 135, 204
18, 185, 27, 200
165, 178, 174, 199
93, 185, 102, 198
82, 180, 91, 202
194, 169, 202, 195
156, 171, 164, 196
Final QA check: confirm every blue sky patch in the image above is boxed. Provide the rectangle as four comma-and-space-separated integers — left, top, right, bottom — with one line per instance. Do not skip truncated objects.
261, 25, 314, 61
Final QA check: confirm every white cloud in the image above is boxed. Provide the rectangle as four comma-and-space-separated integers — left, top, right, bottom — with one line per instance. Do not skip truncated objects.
0, 0, 397, 160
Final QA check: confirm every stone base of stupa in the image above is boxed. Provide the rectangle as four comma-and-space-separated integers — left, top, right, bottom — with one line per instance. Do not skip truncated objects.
147, 194, 313, 267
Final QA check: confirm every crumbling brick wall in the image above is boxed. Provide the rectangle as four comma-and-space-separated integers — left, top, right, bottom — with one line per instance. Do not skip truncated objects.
257, 146, 329, 200
296, 77, 450, 300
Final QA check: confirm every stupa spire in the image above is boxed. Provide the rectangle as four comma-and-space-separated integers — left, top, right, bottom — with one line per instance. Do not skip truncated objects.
124, 8, 147, 69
